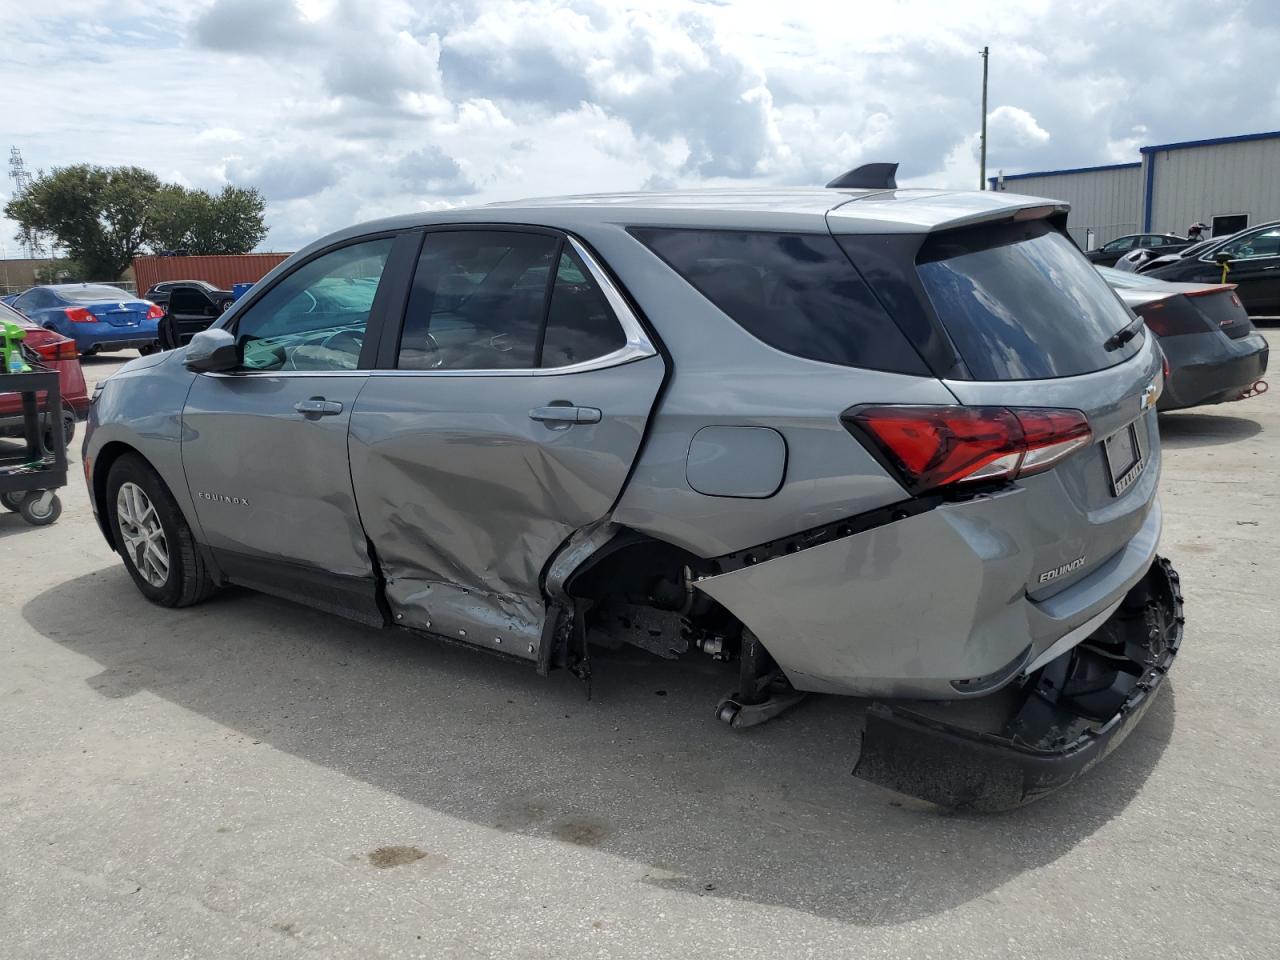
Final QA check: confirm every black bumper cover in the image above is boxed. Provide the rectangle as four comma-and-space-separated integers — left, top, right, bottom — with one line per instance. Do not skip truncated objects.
1159, 337, 1268, 411
854, 556, 1184, 811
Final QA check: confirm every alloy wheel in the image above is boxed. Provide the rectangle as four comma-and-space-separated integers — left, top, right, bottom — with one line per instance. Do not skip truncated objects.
116, 481, 170, 587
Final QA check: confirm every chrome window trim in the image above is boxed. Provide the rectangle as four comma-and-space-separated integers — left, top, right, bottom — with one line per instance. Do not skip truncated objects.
202, 232, 657, 380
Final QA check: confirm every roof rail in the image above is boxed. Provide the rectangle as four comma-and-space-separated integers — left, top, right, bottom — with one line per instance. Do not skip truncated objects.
826, 162, 898, 190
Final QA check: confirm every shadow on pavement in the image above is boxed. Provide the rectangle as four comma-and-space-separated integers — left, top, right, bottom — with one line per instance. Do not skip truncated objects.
1158, 409, 1262, 448
24, 569, 1175, 925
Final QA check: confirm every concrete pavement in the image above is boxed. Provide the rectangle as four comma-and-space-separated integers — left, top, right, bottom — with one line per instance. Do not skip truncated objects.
2, 342, 1278, 959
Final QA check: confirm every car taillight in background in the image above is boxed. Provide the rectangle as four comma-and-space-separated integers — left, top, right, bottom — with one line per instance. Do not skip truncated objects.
33, 338, 79, 360
64, 306, 96, 323
843, 405, 1092, 495
146, 304, 164, 320
1134, 294, 1214, 337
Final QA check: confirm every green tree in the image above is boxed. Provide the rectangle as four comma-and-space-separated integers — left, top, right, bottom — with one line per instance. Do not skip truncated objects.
5, 165, 160, 279
206, 185, 268, 254
149, 184, 267, 255
5, 165, 270, 278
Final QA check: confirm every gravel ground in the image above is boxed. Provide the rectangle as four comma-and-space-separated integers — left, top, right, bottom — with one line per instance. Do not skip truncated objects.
2, 338, 1277, 959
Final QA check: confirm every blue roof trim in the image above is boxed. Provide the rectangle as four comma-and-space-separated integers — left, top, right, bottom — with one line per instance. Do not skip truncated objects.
988, 162, 1140, 186
1139, 129, 1280, 154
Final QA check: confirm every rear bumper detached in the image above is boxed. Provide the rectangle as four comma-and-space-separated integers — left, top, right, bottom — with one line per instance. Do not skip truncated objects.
853, 556, 1183, 810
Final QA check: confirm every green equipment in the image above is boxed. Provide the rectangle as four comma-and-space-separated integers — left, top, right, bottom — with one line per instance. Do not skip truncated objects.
2, 317, 31, 374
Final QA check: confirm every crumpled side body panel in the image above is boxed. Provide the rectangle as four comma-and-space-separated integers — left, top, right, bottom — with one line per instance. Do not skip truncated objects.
348, 358, 665, 659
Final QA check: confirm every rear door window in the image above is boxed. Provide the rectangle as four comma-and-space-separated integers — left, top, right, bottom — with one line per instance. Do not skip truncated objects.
398, 231, 630, 371
630, 227, 927, 374
399, 231, 556, 370
916, 223, 1142, 380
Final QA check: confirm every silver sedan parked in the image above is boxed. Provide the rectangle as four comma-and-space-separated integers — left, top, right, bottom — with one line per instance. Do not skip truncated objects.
84, 175, 1184, 809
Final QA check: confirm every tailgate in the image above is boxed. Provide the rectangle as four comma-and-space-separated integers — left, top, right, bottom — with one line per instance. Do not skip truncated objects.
944, 336, 1163, 598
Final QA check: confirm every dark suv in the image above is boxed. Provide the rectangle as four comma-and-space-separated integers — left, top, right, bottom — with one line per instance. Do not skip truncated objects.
144, 282, 235, 349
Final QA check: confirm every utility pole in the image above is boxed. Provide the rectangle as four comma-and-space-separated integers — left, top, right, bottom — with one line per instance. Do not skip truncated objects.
979, 46, 989, 190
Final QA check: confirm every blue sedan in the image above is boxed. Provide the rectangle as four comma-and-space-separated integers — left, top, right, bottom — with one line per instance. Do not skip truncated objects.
7, 284, 162, 355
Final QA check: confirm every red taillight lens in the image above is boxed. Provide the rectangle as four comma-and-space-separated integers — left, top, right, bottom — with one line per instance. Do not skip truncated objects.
1012, 408, 1093, 477
64, 306, 95, 323
33, 338, 79, 360
146, 304, 164, 320
1136, 296, 1210, 337
844, 405, 1092, 495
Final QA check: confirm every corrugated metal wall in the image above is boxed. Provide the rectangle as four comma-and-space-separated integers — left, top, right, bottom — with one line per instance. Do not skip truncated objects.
132, 253, 292, 295
995, 166, 1142, 247
1147, 138, 1280, 235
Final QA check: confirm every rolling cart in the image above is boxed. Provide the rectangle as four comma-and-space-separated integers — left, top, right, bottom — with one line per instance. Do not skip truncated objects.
0, 366, 68, 526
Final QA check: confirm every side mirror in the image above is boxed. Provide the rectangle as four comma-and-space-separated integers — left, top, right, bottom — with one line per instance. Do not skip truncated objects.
1215, 251, 1234, 264
184, 328, 239, 372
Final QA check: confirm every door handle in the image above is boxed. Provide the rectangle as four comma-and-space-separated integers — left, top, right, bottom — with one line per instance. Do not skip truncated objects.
294, 398, 343, 417
529, 405, 602, 424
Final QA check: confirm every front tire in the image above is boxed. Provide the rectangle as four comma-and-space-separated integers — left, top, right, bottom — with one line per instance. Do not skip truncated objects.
106, 454, 215, 607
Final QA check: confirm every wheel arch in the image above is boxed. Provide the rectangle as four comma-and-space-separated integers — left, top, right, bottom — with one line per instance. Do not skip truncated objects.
91, 440, 142, 545
93, 441, 204, 553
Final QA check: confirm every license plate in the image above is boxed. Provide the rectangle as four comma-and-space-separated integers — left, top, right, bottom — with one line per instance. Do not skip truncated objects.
1104, 419, 1146, 496
106, 311, 139, 327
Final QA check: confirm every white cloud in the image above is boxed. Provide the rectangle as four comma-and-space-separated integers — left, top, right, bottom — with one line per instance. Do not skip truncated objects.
987, 106, 1050, 148
196, 127, 245, 143
2, 0, 1279, 252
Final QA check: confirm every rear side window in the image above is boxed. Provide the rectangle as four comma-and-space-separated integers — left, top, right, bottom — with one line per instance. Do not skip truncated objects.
630, 228, 927, 374
916, 223, 1142, 380
61, 285, 133, 302
398, 231, 629, 371
541, 250, 626, 368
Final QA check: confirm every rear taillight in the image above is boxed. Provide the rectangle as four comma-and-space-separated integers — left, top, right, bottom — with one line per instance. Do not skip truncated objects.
64, 306, 95, 323
34, 339, 79, 360
843, 405, 1092, 495
146, 304, 164, 320
1136, 296, 1210, 337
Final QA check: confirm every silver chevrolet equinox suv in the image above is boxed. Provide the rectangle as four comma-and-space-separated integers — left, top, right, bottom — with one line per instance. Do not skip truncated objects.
85, 165, 1184, 809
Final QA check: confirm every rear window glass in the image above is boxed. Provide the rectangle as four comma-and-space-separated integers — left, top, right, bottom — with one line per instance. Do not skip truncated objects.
630, 228, 927, 374
60, 285, 134, 302
917, 224, 1142, 380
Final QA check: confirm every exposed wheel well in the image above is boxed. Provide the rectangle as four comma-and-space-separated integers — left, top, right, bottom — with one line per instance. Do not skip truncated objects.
560, 531, 745, 663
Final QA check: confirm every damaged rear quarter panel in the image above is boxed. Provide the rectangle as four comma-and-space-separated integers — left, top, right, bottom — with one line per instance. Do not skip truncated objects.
693, 489, 1037, 698
694, 488, 1163, 699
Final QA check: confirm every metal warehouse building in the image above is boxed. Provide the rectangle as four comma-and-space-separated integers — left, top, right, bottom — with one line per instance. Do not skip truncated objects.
991, 130, 1280, 248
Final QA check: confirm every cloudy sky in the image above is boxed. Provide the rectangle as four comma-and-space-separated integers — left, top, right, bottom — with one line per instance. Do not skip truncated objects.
2, 0, 1278, 253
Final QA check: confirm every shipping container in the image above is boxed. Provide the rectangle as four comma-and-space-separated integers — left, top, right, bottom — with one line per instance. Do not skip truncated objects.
132, 253, 292, 297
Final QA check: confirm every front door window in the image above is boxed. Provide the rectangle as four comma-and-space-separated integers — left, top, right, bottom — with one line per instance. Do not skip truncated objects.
234, 238, 393, 372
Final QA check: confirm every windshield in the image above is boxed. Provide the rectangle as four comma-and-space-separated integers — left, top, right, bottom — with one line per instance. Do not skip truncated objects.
917, 222, 1142, 381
